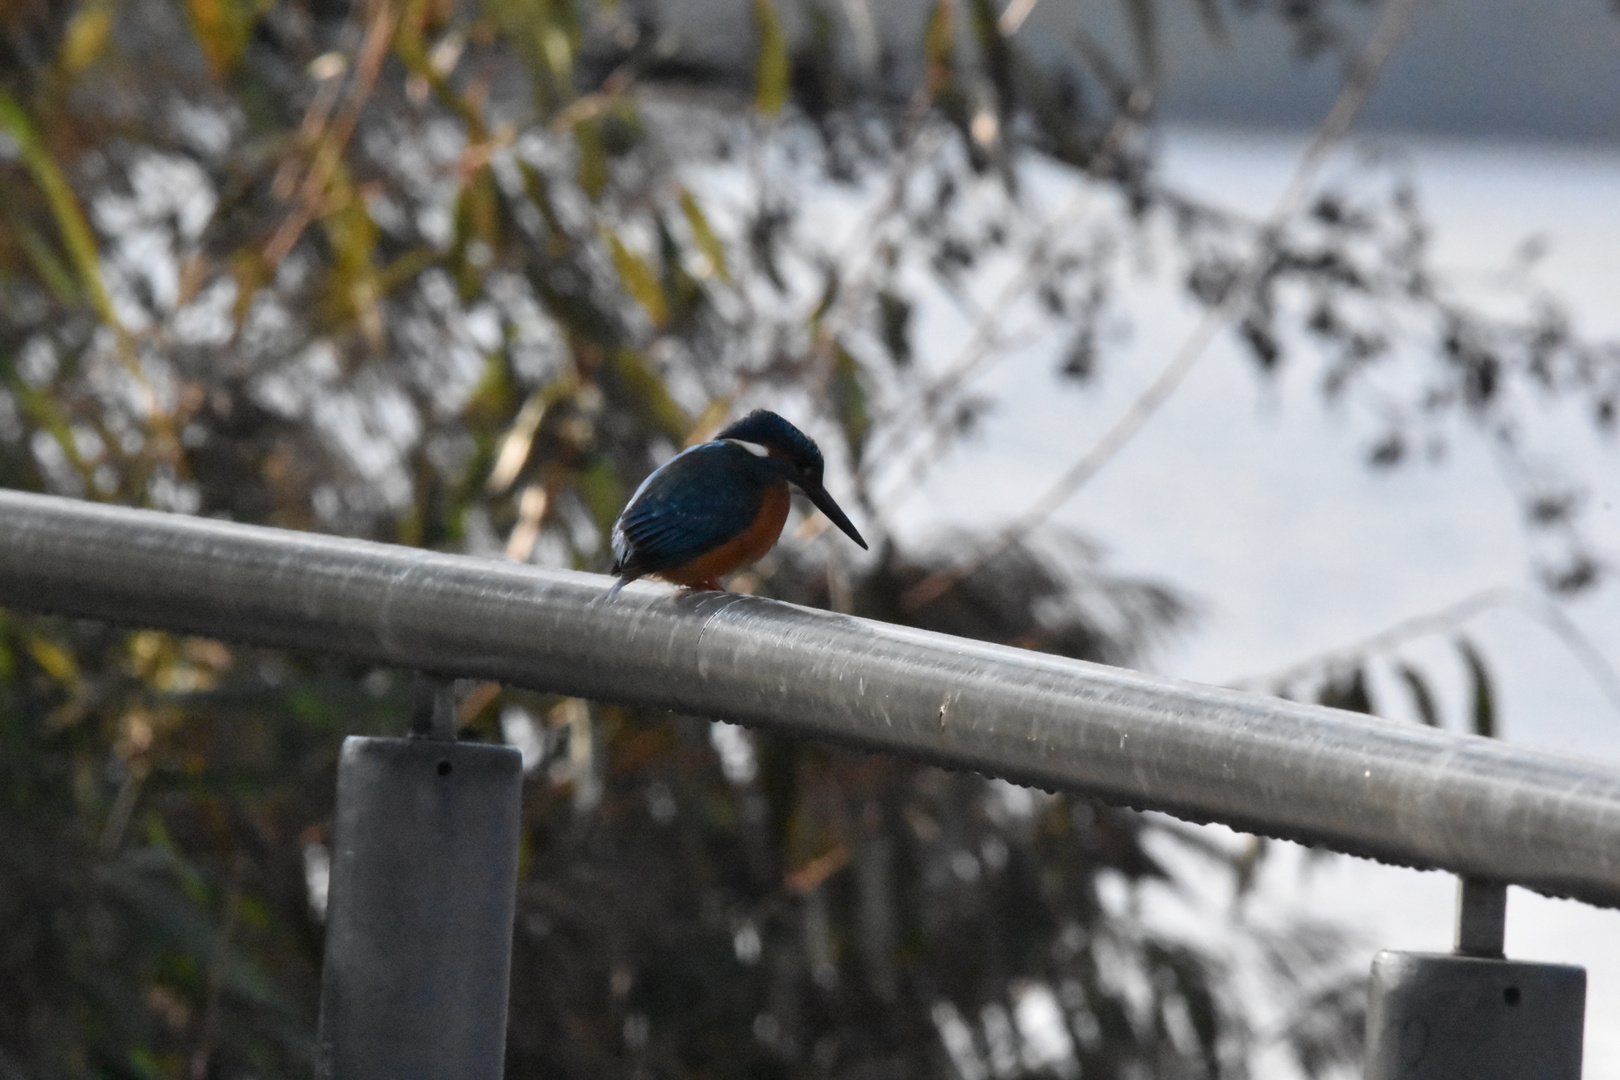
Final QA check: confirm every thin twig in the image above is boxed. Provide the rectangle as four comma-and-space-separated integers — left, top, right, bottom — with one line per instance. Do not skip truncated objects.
1231, 586, 1516, 690
1528, 592, 1620, 718
902, 0, 1424, 611
271, 63, 348, 200
264, 0, 398, 268
189, 858, 244, 1080
1226, 584, 1620, 720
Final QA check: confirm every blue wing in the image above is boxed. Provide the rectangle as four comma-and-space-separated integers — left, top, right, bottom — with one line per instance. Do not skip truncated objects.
611, 442, 768, 577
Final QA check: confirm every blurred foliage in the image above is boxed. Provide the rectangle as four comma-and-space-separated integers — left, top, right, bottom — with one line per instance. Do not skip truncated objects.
2, 0, 1616, 1076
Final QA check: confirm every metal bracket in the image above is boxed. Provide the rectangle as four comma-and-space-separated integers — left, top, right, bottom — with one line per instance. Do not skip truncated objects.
315, 736, 524, 1080
1455, 877, 1506, 957
410, 673, 459, 741
1364, 877, 1585, 1079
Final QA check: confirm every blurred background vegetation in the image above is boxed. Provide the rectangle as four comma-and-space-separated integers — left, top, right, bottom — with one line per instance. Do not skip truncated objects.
2, 0, 1617, 1076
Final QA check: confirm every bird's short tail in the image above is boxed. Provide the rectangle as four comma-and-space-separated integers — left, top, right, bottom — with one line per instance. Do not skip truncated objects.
605, 574, 635, 599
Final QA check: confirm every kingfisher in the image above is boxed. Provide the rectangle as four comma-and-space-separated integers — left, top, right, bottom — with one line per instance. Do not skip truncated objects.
608, 410, 868, 594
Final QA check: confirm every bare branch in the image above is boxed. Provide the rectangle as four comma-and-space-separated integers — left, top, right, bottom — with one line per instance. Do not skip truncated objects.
1227, 584, 1620, 720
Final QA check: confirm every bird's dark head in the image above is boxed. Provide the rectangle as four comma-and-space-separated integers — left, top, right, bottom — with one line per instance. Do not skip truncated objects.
716, 410, 867, 550
718, 410, 827, 484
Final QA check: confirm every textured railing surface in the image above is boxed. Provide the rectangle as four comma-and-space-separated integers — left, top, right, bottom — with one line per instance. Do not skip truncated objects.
2, 488, 1618, 907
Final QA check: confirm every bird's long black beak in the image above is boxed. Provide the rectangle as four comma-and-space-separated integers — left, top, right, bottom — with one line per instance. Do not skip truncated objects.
798, 479, 868, 550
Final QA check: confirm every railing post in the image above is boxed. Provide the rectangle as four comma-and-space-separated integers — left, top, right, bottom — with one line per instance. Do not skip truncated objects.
1363, 877, 1586, 1078
314, 682, 524, 1079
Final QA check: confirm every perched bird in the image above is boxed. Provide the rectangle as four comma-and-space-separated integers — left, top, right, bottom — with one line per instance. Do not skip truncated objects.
609, 410, 868, 594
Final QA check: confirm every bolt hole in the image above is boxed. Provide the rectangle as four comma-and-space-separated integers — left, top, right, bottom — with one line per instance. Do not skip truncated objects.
1503, 986, 1521, 1006
437, 760, 452, 777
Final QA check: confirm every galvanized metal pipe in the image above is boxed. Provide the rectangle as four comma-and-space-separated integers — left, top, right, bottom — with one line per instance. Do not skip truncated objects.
1, 489, 1619, 906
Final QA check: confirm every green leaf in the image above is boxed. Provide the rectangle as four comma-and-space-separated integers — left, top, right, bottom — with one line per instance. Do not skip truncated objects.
452, 168, 502, 298
11, 380, 95, 488
752, 0, 791, 117
183, 0, 259, 78
7, 211, 80, 305
483, 0, 576, 114
486, 386, 554, 496
22, 629, 80, 685
809, 266, 841, 326
603, 228, 669, 327
923, 0, 956, 96
1396, 663, 1441, 727
1316, 665, 1373, 716
516, 158, 567, 240
877, 290, 912, 366
611, 347, 690, 443
1119, 0, 1161, 85
0, 88, 120, 334
679, 188, 730, 283
655, 213, 703, 320
831, 341, 870, 468
59, 1, 115, 78
574, 116, 610, 201
126, 1045, 170, 1080
575, 457, 625, 537
537, 8, 578, 93
228, 247, 271, 331
1457, 636, 1496, 739
316, 167, 385, 344
968, 0, 1013, 107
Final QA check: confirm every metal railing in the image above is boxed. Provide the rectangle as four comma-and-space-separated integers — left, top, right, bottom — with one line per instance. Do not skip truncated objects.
1, 488, 1618, 908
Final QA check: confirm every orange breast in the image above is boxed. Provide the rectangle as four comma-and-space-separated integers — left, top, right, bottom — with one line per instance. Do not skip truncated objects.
659, 482, 792, 589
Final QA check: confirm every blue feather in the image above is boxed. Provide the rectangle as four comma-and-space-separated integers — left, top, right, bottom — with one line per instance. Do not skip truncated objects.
611, 441, 779, 578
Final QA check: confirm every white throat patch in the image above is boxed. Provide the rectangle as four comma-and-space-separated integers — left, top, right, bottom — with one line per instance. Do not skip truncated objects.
727, 439, 771, 458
